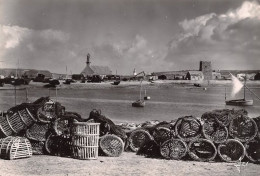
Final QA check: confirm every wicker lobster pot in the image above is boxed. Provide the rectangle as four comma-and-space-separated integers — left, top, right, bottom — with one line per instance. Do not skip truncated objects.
188, 139, 217, 162
99, 134, 124, 157
244, 140, 260, 163
26, 122, 50, 142
30, 140, 45, 155
128, 129, 154, 152
0, 116, 15, 137
36, 100, 57, 123
0, 136, 32, 160
202, 119, 228, 144
252, 117, 260, 141
71, 122, 100, 160
152, 127, 172, 145
229, 115, 258, 142
18, 108, 37, 127
218, 139, 246, 162
175, 116, 202, 142
160, 139, 187, 160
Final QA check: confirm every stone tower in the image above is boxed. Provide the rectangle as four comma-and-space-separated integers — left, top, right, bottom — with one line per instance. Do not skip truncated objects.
199, 61, 212, 80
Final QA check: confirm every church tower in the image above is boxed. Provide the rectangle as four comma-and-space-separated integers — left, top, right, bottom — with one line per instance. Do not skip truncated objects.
86, 53, 91, 66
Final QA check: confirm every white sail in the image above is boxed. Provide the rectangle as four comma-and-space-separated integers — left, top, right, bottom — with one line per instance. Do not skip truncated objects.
231, 74, 243, 97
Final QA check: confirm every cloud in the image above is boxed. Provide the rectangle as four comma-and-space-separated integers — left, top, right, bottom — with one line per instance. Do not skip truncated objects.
0, 25, 82, 73
92, 35, 171, 74
165, 1, 260, 70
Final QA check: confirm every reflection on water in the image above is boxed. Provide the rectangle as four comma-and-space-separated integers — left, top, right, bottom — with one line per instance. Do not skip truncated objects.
1, 86, 260, 123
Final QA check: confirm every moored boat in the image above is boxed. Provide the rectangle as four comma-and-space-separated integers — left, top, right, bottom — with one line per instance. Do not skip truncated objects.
132, 99, 145, 107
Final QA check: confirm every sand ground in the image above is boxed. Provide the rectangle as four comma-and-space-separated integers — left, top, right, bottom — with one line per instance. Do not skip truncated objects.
0, 152, 259, 176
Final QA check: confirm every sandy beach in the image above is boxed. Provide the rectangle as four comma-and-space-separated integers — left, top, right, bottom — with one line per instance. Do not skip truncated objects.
0, 152, 259, 176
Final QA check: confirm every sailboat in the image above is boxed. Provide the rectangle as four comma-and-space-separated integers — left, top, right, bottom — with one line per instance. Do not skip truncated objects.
144, 89, 151, 100
225, 74, 253, 106
132, 81, 145, 107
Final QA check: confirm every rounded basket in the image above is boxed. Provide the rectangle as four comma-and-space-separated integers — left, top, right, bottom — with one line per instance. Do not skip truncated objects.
218, 139, 246, 162
45, 133, 59, 155
72, 122, 100, 160
160, 139, 187, 160
36, 100, 57, 123
128, 129, 154, 152
188, 139, 217, 162
18, 108, 37, 127
0, 116, 15, 137
0, 136, 32, 160
244, 140, 260, 163
30, 140, 45, 155
202, 119, 228, 143
175, 116, 202, 142
7, 112, 27, 134
152, 127, 172, 145
99, 134, 124, 157
229, 115, 258, 142
26, 122, 49, 142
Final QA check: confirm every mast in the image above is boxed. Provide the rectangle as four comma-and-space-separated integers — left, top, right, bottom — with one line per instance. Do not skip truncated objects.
244, 75, 246, 100
139, 80, 142, 100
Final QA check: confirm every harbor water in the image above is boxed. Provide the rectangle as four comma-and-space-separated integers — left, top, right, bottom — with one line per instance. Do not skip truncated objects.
1, 85, 260, 123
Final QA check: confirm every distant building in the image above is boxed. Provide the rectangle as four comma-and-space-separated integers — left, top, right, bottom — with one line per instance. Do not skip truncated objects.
152, 71, 187, 80
186, 71, 204, 80
23, 70, 52, 80
81, 53, 112, 78
199, 61, 212, 80
212, 71, 221, 80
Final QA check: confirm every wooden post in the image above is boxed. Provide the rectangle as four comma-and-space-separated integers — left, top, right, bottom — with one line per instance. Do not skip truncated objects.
25, 88, 28, 102
55, 87, 57, 102
14, 86, 17, 106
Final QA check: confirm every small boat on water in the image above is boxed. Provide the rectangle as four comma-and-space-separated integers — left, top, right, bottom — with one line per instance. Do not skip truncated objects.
225, 74, 259, 106
132, 80, 145, 107
226, 99, 253, 106
112, 80, 120, 85
132, 99, 145, 107
144, 89, 151, 100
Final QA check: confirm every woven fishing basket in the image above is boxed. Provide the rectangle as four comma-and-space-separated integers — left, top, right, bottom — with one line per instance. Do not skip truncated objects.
72, 122, 100, 159
26, 122, 50, 142
211, 109, 232, 127
18, 108, 37, 126
0, 136, 32, 160
30, 140, 45, 155
7, 112, 27, 134
45, 133, 59, 155
229, 115, 258, 142
160, 139, 187, 160
175, 116, 202, 142
36, 100, 57, 123
252, 117, 260, 141
128, 129, 154, 152
0, 116, 15, 137
202, 119, 228, 144
99, 134, 124, 157
218, 139, 246, 162
188, 139, 217, 162
244, 140, 260, 163
152, 127, 172, 145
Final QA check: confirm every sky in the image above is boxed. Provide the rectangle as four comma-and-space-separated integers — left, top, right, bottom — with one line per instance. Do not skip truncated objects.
0, 0, 260, 75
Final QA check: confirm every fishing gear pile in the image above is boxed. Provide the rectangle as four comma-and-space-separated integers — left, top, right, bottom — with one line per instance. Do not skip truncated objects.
124, 109, 260, 163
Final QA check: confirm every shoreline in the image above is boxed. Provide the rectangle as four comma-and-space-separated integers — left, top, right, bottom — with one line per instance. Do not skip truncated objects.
1, 80, 260, 90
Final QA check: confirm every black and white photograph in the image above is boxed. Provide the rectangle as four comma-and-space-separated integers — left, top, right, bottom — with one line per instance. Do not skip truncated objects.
0, 0, 260, 175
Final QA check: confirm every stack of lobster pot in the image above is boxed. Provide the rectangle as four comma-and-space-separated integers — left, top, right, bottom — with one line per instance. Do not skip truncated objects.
126, 109, 260, 163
